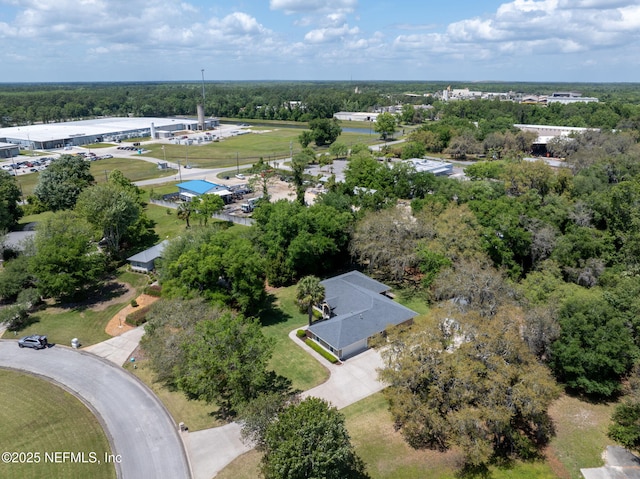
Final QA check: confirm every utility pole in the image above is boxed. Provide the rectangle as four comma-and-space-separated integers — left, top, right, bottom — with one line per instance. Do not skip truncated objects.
236, 152, 239, 175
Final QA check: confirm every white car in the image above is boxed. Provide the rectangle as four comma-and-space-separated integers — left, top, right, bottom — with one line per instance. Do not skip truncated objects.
235, 174, 245, 180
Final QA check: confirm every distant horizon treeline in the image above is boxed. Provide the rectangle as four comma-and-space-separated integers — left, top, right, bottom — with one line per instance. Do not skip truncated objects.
2, 81, 640, 128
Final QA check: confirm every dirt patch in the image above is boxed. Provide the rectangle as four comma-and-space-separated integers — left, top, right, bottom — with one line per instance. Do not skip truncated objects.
105, 294, 160, 337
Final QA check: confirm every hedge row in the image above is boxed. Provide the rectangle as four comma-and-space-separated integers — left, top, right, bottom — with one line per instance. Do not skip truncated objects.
304, 338, 339, 364
125, 304, 154, 326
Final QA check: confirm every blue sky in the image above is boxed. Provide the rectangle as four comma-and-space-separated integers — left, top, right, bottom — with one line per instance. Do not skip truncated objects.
0, 0, 639, 83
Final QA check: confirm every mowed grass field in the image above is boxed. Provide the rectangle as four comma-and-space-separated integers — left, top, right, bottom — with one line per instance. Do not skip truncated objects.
260, 285, 329, 392
14, 156, 175, 198
0, 369, 115, 479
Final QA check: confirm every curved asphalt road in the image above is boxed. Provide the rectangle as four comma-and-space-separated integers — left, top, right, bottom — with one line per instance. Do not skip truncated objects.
0, 341, 191, 479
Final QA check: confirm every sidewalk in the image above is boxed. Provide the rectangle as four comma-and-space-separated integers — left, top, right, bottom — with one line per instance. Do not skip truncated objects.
83, 326, 145, 365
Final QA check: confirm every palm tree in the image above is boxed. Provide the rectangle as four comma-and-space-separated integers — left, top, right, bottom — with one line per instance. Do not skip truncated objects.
296, 275, 325, 326
176, 202, 192, 228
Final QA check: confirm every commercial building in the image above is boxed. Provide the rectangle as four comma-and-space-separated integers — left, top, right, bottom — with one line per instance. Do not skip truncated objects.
405, 158, 453, 176
333, 112, 380, 122
546, 92, 599, 104
0, 142, 20, 159
0, 117, 220, 150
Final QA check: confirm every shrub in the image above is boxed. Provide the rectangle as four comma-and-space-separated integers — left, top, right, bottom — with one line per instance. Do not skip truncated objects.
16, 288, 42, 309
126, 304, 153, 326
609, 401, 640, 450
130, 299, 138, 308
296, 329, 307, 338
305, 338, 339, 363
143, 284, 162, 297
0, 304, 32, 331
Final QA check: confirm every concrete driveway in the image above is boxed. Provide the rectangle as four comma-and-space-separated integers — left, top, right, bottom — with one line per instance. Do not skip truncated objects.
288, 329, 386, 409
0, 341, 191, 479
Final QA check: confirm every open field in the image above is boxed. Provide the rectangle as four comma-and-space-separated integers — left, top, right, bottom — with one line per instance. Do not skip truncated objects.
13, 156, 175, 198
142, 129, 303, 169
0, 369, 115, 479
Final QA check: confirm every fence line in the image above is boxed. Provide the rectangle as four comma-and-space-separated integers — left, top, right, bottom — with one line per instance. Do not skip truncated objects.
149, 199, 255, 226
211, 212, 255, 226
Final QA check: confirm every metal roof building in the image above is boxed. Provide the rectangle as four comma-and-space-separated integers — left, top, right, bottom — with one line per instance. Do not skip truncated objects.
0, 117, 218, 150
405, 158, 453, 176
176, 180, 233, 202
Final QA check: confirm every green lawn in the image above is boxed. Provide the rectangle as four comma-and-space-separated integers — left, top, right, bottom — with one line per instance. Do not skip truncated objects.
124, 360, 224, 432
14, 157, 175, 198
142, 129, 302, 169
0, 369, 115, 479
89, 157, 175, 184
1, 269, 146, 347
548, 394, 614, 478
144, 203, 187, 240
261, 286, 330, 392
217, 392, 559, 479
8, 302, 114, 347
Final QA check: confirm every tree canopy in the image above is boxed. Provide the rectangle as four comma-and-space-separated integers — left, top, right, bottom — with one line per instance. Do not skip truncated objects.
75, 182, 141, 253
261, 397, 369, 479
296, 275, 325, 326
373, 112, 397, 140
380, 307, 560, 467
33, 154, 94, 211
0, 170, 22, 231
29, 211, 104, 299
159, 227, 267, 315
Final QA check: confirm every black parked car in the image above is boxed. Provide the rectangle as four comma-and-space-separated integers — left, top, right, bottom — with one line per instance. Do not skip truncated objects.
18, 335, 48, 349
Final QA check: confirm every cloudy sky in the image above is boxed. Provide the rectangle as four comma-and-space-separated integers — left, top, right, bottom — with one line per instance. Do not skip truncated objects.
1, 0, 639, 83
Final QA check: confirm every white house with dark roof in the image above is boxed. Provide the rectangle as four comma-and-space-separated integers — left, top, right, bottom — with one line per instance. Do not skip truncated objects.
127, 240, 168, 273
306, 271, 418, 360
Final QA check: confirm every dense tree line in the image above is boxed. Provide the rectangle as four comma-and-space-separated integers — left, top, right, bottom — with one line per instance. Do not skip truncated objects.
3, 81, 640, 128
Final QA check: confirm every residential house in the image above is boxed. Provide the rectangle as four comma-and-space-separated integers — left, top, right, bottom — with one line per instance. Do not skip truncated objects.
306, 271, 418, 360
127, 240, 168, 273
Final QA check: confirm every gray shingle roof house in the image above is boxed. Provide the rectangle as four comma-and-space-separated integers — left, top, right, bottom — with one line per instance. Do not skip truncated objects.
307, 271, 418, 360
127, 240, 169, 273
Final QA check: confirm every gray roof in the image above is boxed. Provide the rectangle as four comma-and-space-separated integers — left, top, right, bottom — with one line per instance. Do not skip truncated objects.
127, 240, 169, 263
308, 271, 417, 350
4, 230, 36, 251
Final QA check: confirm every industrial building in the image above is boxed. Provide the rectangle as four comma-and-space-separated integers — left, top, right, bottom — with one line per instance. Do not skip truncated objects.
0, 142, 20, 159
0, 116, 220, 150
333, 112, 380, 122
405, 158, 453, 176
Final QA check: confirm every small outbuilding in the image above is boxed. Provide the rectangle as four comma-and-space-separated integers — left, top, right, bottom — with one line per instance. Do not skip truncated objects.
127, 240, 169, 273
306, 271, 418, 360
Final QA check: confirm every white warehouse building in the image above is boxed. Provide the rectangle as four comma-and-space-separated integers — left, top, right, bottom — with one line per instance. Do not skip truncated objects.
0, 116, 220, 150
